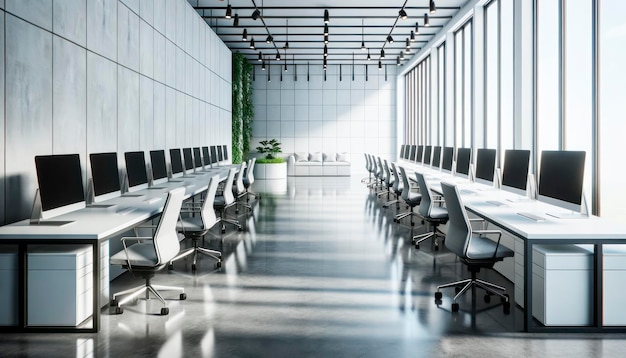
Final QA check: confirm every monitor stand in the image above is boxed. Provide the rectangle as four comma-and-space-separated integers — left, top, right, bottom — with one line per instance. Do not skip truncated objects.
29, 189, 74, 226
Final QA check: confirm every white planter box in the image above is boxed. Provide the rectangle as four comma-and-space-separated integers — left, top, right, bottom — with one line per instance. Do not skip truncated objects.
254, 162, 287, 179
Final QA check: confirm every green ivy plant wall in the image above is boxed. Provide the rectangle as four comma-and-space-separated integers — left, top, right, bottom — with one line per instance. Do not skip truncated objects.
232, 52, 254, 164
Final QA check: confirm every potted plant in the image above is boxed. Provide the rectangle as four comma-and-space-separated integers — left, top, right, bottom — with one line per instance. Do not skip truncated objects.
254, 139, 287, 179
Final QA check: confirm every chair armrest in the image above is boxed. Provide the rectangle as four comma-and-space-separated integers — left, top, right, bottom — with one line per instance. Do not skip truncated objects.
120, 237, 154, 272
472, 229, 503, 260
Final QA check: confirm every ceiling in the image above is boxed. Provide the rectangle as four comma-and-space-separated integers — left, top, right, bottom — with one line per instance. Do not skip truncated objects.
191, 0, 471, 66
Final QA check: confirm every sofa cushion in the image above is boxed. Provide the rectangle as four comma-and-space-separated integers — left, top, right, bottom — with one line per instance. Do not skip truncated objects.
326, 161, 350, 166
294, 161, 322, 166
337, 152, 351, 162
323, 152, 337, 162
295, 152, 309, 162
309, 152, 323, 162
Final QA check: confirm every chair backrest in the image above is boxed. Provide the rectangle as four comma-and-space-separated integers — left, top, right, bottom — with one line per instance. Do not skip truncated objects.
399, 166, 411, 200
233, 162, 247, 195
153, 187, 186, 265
376, 157, 384, 177
246, 157, 256, 185
391, 162, 402, 191
364, 153, 369, 171
440, 182, 472, 258
222, 168, 237, 205
200, 175, 220, 229
415, 172, 434, 217
383, 160, 392, 185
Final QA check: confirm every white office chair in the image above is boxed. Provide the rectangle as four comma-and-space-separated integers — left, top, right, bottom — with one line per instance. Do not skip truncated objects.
232, 162, 247, 213
169, 175, 222, 270
110, 187, 187, 315
214, 168, 242, 233
242, 157, 259, 202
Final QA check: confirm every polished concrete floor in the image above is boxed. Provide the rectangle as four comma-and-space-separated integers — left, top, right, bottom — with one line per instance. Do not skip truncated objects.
2, 176, 626, 357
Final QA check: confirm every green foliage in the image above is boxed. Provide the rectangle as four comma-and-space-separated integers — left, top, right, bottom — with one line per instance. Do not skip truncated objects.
256, 139, 282, 160
232, 52, 254, 164
256, 157, 286, 164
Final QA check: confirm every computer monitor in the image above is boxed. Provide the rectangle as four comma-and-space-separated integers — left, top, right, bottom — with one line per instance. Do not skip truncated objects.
441, 147, 454, 173
431, 146, 442, 168
538, 150, 586, 212
409, 145, 417, 161
400, 145, 406, 159
35, 154, 86, 219
210, 146, 218, 164
182, 148, 194, 173
202, 146, 211, 167
217, 146, 224, 162
124, 151, 149, 192
193, 147, 203, 169
416, 145, 424, 163
423, 146, 432, 165
149, 150, 168, 185
223, 145, 228, 161
501, 149, 530, 196
169, 148, 184, 178
475, 149, 497, 185
89, 152, 121, 202
455, 148, 472, 178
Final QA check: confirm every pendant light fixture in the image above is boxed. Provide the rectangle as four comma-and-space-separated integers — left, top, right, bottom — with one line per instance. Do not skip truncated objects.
387, 35, 394, 44
249, 37, 255, 49
258, 51, 263, 62
410, 30, 415, 42
430, 0, 437, 14
324, 9, 329, 24
399, 9, 408, 20
361, 19, 366, 50
284, 20, 289, 49
225, 1, 232, 19
233, 13, 239, 27
367, 48, 371, 61
424, 13, 430, 27
378, 60, 382, 70
242, 29, 248, 41
380, 49, 385, 59
324, 34, 329, 44
324, 24, 329, 36
266, 34, 273, 43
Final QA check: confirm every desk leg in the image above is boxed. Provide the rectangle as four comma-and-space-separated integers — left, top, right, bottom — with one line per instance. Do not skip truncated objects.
93, 240, 100, 333
524, 240, 533, 332
18, 244, 26, 329
594, 244, 603, 329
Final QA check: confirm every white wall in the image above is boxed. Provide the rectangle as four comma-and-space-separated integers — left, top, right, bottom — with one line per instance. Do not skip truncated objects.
251, 63, 397, 175
0, 0, 232, 224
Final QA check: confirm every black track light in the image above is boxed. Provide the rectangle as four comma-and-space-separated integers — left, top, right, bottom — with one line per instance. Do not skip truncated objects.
250, 37, 255, 49
415, 22, 420, 34
233, 13, 239, 27
410, 30, 415, 42
400, 51, 405, 60
387, 35, 394, 44
324, 34, 329, 44
324, 45, 328, 57
361, 40, 366, 50
324, 24, 329, 36
324, 9, 329, 24
399, 9, 408, 20
406, 38, 411, 50
225, 4, 232, 19
397, 56, 401, 66
424, 13, 430, 27
378, 60, 382, 70
251, 9, 260, 20
367, 48, 371, 61
430, 0, 437, 14
258, 52, 263, 62
261, 59, 266, 70
380, 49, 385, 59
323, 58, 328, 69
242, 29, 248, 41
361, 20, 366, 50
276, 51, 281, 61
284, 60, 288, 72
266, 35, 273, 43
284, 20, 289, 49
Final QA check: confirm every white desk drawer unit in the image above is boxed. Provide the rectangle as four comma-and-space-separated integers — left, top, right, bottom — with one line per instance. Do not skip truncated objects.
603, 245, 626, 326
531, 244, 593, 326
0, 248, 18, 325
27, 245, 93, 326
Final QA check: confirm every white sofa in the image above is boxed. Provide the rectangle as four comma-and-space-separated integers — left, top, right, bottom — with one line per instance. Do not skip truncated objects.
287, 152, 351, 176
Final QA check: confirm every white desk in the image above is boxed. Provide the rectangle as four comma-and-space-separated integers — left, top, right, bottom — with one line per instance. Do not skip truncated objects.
0, 167, 233, 333
396, 159, 626, 333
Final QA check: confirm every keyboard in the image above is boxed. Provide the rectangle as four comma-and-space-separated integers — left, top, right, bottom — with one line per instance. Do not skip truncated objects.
517, 212, 546, 222
143, 197, 162, 204
460, 189, 476, 195
116, 207, 136, 215
486, 200, 507, 207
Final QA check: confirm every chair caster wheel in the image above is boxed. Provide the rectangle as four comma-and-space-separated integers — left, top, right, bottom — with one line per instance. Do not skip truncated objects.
160, 307, 169, 315
411, 223, 415, 227
168, 263, 174, 270
115, 306, 124, 314
434, 245, 439, 251
180, 293, 187, 300
503, 302, 511, 315
415, 244, 420, 249
435, 299, 442, 306
238, 227, 243, 231
451, 303, 460, 312
191, 264, 197, 271
484, 294, 491, 303
216, 261, 222, 268
434, 291, 443, 300
110, 299, 118, 307
221, 229, 226, 234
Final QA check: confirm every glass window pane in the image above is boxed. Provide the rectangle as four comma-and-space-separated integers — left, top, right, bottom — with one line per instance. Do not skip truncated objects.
463, 22, 473, 147
455, 30, 464, 147
485, 2, 499, 149
438, 44, 446, 145
500, 0, 514, 161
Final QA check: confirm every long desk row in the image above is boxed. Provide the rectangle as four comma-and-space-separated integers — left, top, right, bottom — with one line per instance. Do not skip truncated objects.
0, 165, 237, 333
396, 159, 626, 333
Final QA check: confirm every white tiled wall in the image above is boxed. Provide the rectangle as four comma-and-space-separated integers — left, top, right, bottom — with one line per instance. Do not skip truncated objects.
252, 63, 397, 175
0, 0, 232, 224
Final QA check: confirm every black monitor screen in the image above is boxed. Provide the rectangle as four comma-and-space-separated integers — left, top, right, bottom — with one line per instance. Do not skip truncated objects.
423, 146, 432, 165
442, 147, 454, 171
217, 146, 224, 161
538, 151, 586, 206
169, 149, 183, 175
35, 154, 85, 211
90, 152, 120, 196
202, 146, 210, 165
223, 145, 228, 160
193, 147, 202, 168
400, 145, 406, 159
475, 149, 497, 182
149, 150, 168, 181
210, 146, 218, 164
416, 146, 424, 162
409, 145, 417, 161
432, 146, 442, 167
182, 148, 194, 171
502, 150, 530, 191
124, 152, 148, 188
456, 148, 471, 175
